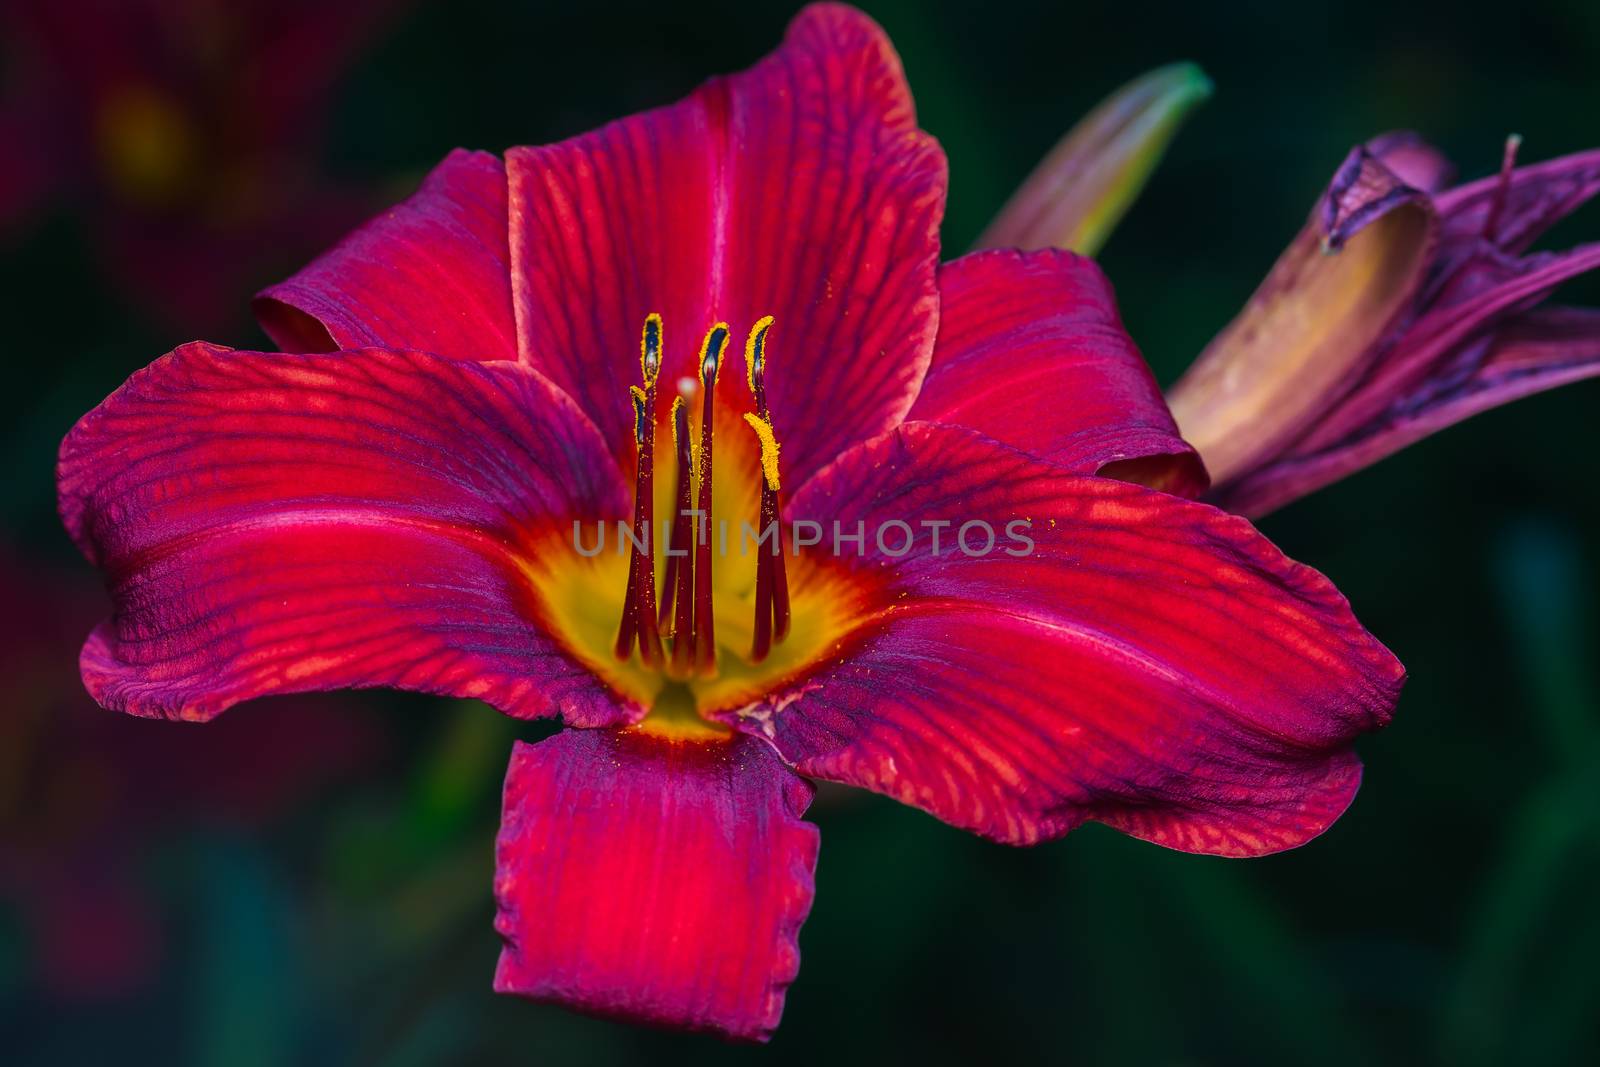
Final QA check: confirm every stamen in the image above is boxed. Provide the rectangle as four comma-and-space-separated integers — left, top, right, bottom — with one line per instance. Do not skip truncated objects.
614, 318, 664, 667
743, 317, 792, 662
741, 413, 781, 495
691, 323, 730, 676
663, 396, 697, 678
1482, 133, 1522, 243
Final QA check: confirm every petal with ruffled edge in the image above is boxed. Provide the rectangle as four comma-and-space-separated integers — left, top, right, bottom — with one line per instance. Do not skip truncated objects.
722, 424, 1402, 856
58, 343, 632, 724
254, 149, 517, 362
506, 3, 946, 483
494, 728, 818, 1042
912, 248, 1206, 496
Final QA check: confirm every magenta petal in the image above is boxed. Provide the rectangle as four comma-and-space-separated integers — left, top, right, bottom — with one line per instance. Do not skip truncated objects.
912, 249, 1206, 496
59, 343, 630, 724
728, 423, 1402, 855
1366, 130, 1456, 195
1434, 146, 1600, 255
494, 729, 818, 1042
1318, 142, 1435, 251
506, 4, 945, 483
254, 149, 517, 361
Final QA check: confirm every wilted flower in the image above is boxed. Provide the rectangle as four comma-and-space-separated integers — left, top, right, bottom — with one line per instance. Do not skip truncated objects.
1166, 132, 1600, 516
59, 4, 1402, 1042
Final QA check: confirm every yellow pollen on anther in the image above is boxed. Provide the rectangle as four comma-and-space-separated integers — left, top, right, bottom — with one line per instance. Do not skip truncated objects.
640, 312, 663, 385
629, 385, 649, 443
699, 322, 731, 385
745, 315, 774, 394
668, 395, 686, 451
742, 412, 782, 492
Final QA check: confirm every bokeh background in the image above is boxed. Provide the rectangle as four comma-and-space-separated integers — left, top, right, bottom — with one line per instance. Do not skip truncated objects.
3, 0, 1598, 1063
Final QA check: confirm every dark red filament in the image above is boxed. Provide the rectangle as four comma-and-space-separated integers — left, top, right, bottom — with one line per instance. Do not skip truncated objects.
690, 327, 729, 676
615, 347, 663, 666
662, 397, 697, 676
747, 328, 792, 663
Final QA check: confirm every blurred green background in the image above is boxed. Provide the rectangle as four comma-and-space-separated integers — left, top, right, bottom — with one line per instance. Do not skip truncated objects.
3, 0, 1599, 1063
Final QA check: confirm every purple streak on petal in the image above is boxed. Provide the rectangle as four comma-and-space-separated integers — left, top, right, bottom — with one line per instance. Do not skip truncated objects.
1434, 146, 1600, 256
1319, 144, 1431, 251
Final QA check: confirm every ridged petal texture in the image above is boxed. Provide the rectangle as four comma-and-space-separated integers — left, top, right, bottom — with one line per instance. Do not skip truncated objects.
493, 729, 818, 1042
58, 343, 630, 724
915, 248, 1206, 496
725, 423, 1403, 855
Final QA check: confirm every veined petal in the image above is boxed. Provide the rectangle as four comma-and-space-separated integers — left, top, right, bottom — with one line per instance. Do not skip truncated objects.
254, 149, 518, 362
494, 728, 818, 1043
973, 62, 1212, 256
507, 3, 945, 484
1214, 306, 1600, 517
58, 343, 631, 724
727, 424, 1402, 856
911, 248, 1205, 496
1434, 146, 1600, 255
1167, 144, 1437, 485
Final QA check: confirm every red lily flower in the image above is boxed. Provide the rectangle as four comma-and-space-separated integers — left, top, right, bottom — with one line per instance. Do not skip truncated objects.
1168, 131, 1600, 517
59, 4, 1403, 1042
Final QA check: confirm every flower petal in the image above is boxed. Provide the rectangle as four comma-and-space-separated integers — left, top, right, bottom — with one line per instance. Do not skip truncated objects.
911, 248, 1206, 496
254, 149, 517, 361
727, 424, 1402, 856
1287, 240, 1600, 457
58, 343, 631, 724
1366, 131, 1456, 194
1167, 144, 1437, 485
1434, 146, 1600, 255
505, 3, 945, 483
973, 62, 1212, 255
493, 728, 818, 1042
1213, 306, 1600, 517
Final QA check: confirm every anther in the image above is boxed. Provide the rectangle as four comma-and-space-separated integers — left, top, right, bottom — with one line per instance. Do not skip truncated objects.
614, 315, 665, 667
743, 317, 791, 662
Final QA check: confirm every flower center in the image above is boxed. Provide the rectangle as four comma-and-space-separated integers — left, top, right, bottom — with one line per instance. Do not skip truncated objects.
521, 316, 878, 733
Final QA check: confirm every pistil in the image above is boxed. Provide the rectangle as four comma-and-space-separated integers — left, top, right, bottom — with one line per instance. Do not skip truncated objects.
614, 315, 664, 667
743, 317, 792, 663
